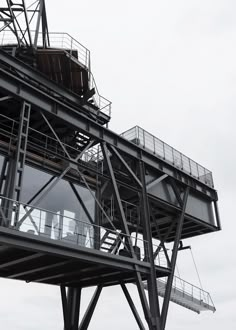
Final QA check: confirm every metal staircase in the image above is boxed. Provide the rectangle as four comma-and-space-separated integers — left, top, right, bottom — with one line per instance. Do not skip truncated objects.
143, 276, 216, 314
100, 229, 122, 253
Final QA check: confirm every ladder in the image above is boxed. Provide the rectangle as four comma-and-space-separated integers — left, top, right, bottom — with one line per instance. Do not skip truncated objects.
100, 230, 121, 253
0, 102, 31, 226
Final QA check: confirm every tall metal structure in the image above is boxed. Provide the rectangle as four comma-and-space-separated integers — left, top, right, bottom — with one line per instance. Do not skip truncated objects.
0, 1, 220, 329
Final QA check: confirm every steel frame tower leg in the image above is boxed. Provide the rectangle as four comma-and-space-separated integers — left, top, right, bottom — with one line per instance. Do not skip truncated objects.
160, 187, 190, 330
120, 283, 145, 330
78, 285, 103, 330
139, 160, 161, 330
61, 286, 82, 330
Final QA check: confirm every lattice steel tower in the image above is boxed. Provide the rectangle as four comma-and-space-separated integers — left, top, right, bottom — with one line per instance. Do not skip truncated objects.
0, 1, 221, 329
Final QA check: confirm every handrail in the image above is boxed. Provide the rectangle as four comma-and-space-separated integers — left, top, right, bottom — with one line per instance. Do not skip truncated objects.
0, 113, 103, 168
121, 126, 214, 188
157, 275, 216, 310
0, 196, 166, 265
0, 31, 112, 118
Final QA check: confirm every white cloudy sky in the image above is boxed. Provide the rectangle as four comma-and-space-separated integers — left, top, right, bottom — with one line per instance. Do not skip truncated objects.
1, 0, 236, 329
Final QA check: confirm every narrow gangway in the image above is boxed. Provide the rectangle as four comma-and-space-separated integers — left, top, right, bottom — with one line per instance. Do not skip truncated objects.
143, 276, 216, 314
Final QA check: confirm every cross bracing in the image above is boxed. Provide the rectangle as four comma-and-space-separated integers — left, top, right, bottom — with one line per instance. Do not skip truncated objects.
0, 2, 221, 329
0, 85, 220, 329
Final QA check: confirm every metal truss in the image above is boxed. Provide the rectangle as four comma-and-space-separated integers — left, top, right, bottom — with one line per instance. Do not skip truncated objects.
0, 0, 49, 49
0, 106, 202, 329
0, 25, 220, 330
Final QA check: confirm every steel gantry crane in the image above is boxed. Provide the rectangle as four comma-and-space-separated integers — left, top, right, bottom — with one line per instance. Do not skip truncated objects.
0, 1, 220, 329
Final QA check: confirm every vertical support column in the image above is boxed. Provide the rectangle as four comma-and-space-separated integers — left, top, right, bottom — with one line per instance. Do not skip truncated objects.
61, 286, 70, 330
94, 185, 101, 250
68, 287, 82, 330
61, 286, 82, 330
2, 101, 31, 227
213, 201, 221, 230
0, 157, 8, 196
139, 161, 161, 330
161, 187, 190, 330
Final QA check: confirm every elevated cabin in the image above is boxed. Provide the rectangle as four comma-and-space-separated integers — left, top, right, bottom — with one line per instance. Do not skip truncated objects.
0, 31, 220, 290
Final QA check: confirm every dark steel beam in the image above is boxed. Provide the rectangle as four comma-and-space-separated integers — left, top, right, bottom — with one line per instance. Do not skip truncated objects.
41, 111, 71, 160
8, 260, 73, 279
161, 187, 190, 330
61, 285, 70, 330
101, 142, 132, 243
76, 169, 118, 233
168, 177, 184, 207
101, 142, 153, 325
0, 227, 151, 274
108, 145, 142, 188
69, 182, 94, 225
35, 265, 105, 284
0, 204, 8, 226
0, 252, 43, 269
120, 282, 146, 330
146, 174, 168, 191
79, 285, 103, 330
214, 201, 222, 230
67, 287, 82, 330
135, 271, 153, 328
139, 161, 161, 330
26, 176, 55, 205
0, 58, 217, 200
16, 165, 71, 228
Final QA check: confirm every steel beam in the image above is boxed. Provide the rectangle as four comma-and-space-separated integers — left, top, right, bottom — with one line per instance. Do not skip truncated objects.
16, 165, 71, 228
214, 201, 221, 230
146, 174, 168, 191
69, 182, 94, 225
0, 227, 152, 274
102, 143, 156, 328
139, 160, 161, 330
79, 285, 102, 330
41, 111, 72, 160
0, 252, 43, 269
108, 145, 142, 188
120, 282, 145, 330
61, 286, 70, 330
60, 286, 82, 330
0, 59, 217, 200
67, 287, 82, 330
8, 260, 73, 279
101, 142, 132, 244
161, 187, 190, 330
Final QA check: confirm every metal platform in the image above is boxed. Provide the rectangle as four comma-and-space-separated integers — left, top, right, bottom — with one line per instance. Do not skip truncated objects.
144, 276, 216, 314
121, 126, 214, 188
0, 2, 220, 328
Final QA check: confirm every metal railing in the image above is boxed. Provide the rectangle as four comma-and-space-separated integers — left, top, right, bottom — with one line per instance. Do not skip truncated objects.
121, 126, 214, 188
0, 31, 111, 117
157, 275, 216, 311
0, 196, 168, 267
0, 113, 103, 170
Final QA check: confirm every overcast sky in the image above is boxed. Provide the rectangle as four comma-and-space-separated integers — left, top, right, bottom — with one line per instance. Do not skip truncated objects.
1, 0, 236, 329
